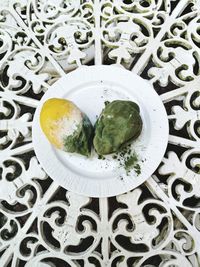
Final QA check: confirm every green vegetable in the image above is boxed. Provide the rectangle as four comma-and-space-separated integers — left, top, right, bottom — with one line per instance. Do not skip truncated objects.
93, 100, 142, 155
64, 115, 94, 156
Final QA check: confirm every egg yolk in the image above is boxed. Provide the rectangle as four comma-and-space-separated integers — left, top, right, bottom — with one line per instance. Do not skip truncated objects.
40, 98, 76, 149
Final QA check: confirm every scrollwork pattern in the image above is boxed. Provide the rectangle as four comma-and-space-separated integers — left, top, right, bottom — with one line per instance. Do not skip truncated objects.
11, 0, 95, 70
101, 15, 153, 64
0, 0, 200, 266
45, 19, 94, 65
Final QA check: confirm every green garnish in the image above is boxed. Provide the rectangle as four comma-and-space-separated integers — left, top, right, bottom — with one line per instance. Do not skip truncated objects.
124, 153, 138, 172
64, 115, 94, 157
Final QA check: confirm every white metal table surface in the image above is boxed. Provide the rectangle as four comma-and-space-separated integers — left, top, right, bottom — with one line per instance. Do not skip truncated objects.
0, 0, 200, 266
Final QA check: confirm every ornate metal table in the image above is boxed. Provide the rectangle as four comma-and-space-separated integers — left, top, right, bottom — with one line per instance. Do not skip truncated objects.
0, 0, 200, 266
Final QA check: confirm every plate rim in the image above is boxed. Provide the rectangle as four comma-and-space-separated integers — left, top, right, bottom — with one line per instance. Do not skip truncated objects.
32, 65, 169, 197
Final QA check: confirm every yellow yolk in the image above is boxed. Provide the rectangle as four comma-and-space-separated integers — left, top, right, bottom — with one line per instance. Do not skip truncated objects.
40, 98, 82, 149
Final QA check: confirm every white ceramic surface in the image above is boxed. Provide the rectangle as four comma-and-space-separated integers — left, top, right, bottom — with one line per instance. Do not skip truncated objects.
32, 65, 169, 197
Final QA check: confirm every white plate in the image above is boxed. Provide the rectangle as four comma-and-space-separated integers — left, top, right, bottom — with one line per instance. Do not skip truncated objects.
32, 65, 169, 197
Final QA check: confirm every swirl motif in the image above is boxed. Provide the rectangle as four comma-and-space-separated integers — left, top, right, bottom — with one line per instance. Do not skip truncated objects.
0, 0, 200, 266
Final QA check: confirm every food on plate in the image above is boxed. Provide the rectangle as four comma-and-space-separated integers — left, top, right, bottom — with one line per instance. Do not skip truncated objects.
93, 100, 142, 155
40, 98, 94, 156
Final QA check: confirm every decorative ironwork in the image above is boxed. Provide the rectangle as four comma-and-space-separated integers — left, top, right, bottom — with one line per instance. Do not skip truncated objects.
0, 0, 200, 266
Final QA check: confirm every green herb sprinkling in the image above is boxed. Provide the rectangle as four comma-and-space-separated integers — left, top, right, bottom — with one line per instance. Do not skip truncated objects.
114, 146, 141, 176
104, 101, 110, 106
124, 154, 138, 172
98, 155, 105, 160
97, 144, 141, 176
